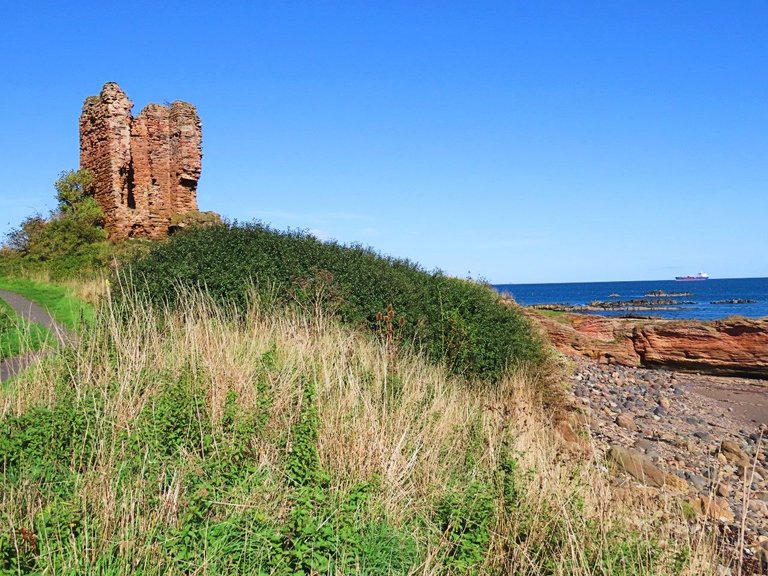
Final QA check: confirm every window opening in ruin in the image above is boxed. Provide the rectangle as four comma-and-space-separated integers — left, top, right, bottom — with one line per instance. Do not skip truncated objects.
126, 164, 136, 209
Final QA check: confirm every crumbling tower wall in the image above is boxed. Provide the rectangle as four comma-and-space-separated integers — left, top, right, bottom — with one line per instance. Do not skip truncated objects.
79, 82, 202, 240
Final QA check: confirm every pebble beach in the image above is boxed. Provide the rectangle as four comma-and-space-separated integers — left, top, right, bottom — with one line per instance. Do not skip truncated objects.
566, 357, 768, 570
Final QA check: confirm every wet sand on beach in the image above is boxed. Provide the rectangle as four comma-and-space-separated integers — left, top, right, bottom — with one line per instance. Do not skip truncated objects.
676, 372, 768, 427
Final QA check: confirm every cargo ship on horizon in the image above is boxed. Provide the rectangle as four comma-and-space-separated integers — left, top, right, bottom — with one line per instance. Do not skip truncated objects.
675, 272, 709, 281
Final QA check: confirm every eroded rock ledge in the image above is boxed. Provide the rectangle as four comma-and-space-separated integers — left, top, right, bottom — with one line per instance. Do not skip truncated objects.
525, 311, 768, 379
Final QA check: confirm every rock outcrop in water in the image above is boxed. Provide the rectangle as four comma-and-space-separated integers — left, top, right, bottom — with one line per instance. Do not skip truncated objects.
79, 82, 202, 240
525, 311, 768, 379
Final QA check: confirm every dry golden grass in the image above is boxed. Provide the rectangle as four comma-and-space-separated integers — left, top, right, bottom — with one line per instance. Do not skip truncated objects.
0, 286, 724, 574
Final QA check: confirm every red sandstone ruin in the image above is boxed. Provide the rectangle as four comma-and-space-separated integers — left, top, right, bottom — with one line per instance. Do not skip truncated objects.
79, 82, 202, 240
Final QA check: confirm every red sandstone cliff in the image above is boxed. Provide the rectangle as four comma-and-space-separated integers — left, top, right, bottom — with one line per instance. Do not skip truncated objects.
525, 311, 768, 379
79, 83, 202, 240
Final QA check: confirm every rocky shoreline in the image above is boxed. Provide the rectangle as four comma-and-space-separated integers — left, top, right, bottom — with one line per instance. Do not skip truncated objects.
525, 310, 768, 379
531, 297, 757, 314
531, 298, 695, 313
562, 356, 768, 572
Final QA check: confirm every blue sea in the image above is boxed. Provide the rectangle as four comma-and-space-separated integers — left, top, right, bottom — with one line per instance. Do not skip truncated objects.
494, 277, 768, 321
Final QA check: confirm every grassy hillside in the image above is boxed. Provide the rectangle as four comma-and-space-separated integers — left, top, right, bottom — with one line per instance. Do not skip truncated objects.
0, 223, 722, 574
0, 286, 714, 575
121, 222, 547, 384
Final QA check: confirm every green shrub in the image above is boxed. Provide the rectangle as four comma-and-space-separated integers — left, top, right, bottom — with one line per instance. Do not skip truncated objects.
120, 222, 547, 382
435, 482, 496, 573
1, 170, 111, 279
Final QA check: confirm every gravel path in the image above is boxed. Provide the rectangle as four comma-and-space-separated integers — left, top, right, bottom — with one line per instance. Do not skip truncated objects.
0, 289, 70, 382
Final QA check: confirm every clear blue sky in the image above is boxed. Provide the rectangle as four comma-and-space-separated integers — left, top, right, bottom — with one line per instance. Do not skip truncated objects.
1, 1, 766, 283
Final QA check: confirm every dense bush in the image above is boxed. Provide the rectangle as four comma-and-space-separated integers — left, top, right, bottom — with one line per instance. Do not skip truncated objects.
121, 221, 547, 382
1, 170, 111, 279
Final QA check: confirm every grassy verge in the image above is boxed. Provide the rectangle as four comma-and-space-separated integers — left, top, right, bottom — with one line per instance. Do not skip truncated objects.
0, 276, 94, 330
0, 299, 52, 360
0, 286, 718, 574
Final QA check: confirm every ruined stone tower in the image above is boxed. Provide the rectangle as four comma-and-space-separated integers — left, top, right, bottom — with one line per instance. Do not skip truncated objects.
79, 82, 202, 240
